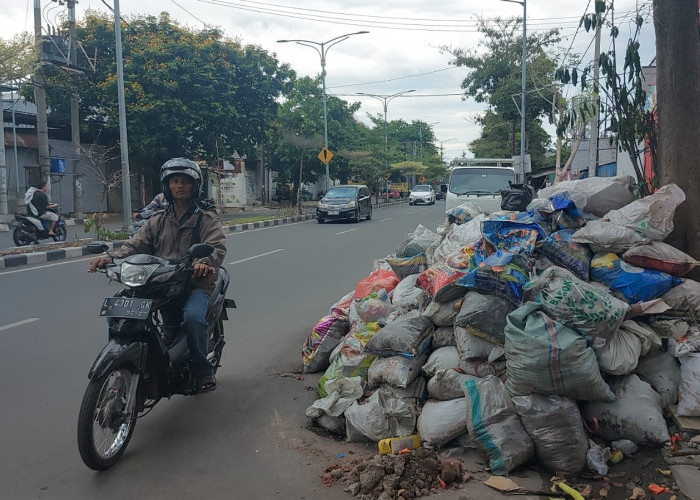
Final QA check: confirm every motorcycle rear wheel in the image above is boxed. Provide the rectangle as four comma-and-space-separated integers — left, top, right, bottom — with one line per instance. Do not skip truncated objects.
77, 367, 139, 470
52, 225, 67, 242
12, 225, 34, 246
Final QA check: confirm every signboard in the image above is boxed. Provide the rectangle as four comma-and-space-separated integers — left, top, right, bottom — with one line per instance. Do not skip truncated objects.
318, 147, 334, 165
50, 158, 66, 174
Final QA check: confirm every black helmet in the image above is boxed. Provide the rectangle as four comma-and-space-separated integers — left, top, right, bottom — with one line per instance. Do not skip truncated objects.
160, 158, 202, 201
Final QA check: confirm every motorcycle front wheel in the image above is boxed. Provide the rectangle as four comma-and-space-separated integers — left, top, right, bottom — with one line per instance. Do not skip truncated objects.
77, 367, 139, 470
12, 224, 34, 246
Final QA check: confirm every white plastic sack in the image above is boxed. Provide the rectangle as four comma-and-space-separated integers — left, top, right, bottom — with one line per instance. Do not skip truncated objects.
392, 274, 430, 312
464, 375, 535, 475
635, 349, 680, 408
432, 214, 488, 264
538, 175, 635, 217
432, 326, 456, 348
594, 322, 643, 375
306, 376, 365, 418
604, 184, 685, 242
581, 374, 670, 445
417, 398, 469, 448
422, 296, 462, 327
367, 353, 427, 389
455, 325, 499, 361
677, 353, 700, 417
395, 224, 442, 258
422, 346, 461, 377
572, 219, 645, 255
513, 394, 588, 473
427, 368, 478, 400
345, 390, 416, 443
662, 279, 700, 315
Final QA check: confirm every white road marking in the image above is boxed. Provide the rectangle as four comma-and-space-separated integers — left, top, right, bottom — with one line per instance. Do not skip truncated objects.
378, 218, 392, 222
0, 256, 95, 275
335, 228, 357, 235
225, 220, 310, 236
228, 248, 285, 265
0, 318, 40, 332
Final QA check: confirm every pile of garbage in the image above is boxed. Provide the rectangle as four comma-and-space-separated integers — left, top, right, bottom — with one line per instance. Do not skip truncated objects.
301, 175, 700, 485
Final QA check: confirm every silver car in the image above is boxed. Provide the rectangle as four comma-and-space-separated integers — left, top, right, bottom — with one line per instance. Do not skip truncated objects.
409, 185, 436, 205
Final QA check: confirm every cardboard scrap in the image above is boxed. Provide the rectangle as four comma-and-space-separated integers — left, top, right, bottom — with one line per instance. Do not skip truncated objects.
484, 476, 523, 493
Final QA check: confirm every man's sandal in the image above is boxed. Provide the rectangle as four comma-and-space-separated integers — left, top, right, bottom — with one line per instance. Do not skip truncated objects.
197, 374, 217, 393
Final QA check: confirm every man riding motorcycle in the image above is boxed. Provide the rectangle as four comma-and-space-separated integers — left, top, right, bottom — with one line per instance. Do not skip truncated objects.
89, 158, 227, 392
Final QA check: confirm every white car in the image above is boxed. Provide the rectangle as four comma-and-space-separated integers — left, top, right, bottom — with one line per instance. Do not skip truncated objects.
409, 185, 436, 205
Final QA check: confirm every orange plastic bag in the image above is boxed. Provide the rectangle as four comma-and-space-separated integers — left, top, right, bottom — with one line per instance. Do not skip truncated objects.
353, 269, 399, 299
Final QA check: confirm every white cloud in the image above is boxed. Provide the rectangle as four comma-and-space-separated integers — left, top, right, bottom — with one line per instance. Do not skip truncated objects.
2, 0, 656, 163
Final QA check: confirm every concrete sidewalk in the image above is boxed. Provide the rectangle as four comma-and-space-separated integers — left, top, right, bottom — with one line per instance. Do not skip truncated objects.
0, 198, 407, 269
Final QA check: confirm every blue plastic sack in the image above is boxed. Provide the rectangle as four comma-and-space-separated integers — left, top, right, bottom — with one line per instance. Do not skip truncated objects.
481, 220, 547, 255
459, 250, 533, 305
590, 252, 682, 303
538, 229, 591, 281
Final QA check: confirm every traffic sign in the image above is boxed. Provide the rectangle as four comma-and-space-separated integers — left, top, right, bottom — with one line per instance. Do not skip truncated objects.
318, 147, 334, 165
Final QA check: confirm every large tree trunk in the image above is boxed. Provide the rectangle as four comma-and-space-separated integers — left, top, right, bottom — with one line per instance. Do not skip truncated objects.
654, 0, 700, 259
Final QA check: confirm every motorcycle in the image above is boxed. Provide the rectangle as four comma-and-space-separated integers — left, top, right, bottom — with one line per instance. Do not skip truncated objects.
77, 241, 235, 470
127, 200, 218, 237
12, 208, 67, 246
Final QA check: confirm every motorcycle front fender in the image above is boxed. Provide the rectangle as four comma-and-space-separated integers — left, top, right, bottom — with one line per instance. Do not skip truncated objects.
88, 339, 148, 380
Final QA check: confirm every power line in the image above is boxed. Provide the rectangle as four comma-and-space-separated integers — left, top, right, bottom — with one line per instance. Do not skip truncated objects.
170, 0, 212, 28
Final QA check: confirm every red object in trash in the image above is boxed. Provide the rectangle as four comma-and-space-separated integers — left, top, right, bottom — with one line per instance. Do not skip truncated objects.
648, 484, 672, 495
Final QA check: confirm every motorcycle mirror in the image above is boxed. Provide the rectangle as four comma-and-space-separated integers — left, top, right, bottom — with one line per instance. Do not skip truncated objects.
86, 242, 110, 254
188, 243, 214, 259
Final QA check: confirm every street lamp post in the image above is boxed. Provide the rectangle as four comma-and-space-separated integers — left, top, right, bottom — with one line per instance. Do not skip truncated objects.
277, 31, 369, 192
501, 0, 527, 183
357, 90, 415, 196
439, 138, 456, 164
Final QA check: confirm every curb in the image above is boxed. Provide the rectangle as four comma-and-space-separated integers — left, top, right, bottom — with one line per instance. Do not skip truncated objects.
0, 201, 407, 270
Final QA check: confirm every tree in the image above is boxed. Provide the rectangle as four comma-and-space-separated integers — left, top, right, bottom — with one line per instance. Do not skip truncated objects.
32, 12, 293, 189
267, 76, 364, 189
654, 0, 700, 260
445, 17, 561, 160
469, 111, 554, 169
0, 32, 34, 84
556, 1, 655, 192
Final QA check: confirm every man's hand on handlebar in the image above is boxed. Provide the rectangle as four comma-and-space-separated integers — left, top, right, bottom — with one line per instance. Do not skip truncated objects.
192, 262, 216, 279
89, 257, 111, 273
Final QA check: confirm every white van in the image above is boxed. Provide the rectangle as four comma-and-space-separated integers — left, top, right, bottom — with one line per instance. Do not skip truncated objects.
445, 160, 516, 214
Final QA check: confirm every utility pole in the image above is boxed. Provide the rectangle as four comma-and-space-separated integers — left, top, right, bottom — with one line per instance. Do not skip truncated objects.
114, 0, 132, 229
0, 89, 7, 214
34, 0, 52, 193
588, 8, 602, 177
68, 0, 83, 217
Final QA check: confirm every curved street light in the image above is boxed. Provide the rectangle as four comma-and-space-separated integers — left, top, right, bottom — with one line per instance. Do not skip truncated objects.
356, 90, 416, 156
277, 31, 369, 191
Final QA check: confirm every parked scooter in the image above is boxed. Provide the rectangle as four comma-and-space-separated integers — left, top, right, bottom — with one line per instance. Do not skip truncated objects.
77, 241, 235, 470
12, 207, 67, 246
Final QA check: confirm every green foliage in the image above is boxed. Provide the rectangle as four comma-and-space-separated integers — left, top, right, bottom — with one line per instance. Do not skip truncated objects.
0, 32, 35, 84
84, 214, 129, 241
447, 17, 561, 126
555, 2, 655, 192
35, 12, 293, 188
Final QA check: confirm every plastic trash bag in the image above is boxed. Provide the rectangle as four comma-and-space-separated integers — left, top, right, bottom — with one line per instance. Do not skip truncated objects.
302, 312, 350, 373
524, 266, 629, 342
538, 229, 591, 281
454, 290, 515, 346
306, 376, 365, 418
445, 202, 484, 225
581, 374, 670, 446
513, 394, 589, 473
417, 398, 469, 448
386, 253, 430, 280
368, 353, 427, 389
505, 302, 616, 402
590, 252, 682, 303
363, 314, 434, 357
422, 346, 461, 377
464, 375, 535, 475
458, 250, 533, 305
417, 264, 468, 303
345, 389, 416, 443
500, 183, 537, 212
481, 219, 547, 255
427, 368, 478, 400
537, 175, 635, 217
677, 352, 700, 417
623, 241, 700, 278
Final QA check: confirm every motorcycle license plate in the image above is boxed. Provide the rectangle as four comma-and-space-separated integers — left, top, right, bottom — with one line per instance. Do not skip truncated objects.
100, 297, 152, 319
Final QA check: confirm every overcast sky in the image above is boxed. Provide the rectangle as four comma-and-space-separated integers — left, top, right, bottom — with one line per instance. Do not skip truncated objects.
3, 0, 656, 163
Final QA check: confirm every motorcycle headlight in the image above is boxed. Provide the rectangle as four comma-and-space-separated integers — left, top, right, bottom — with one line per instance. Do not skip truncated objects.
344, 200, 357, 209
120, 262, 159, 287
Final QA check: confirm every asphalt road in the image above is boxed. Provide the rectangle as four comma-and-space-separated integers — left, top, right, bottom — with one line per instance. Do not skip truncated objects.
3, 201, 510, 500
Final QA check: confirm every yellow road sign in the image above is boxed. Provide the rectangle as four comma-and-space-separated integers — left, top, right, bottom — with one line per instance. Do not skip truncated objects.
318, 147, 334, 165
